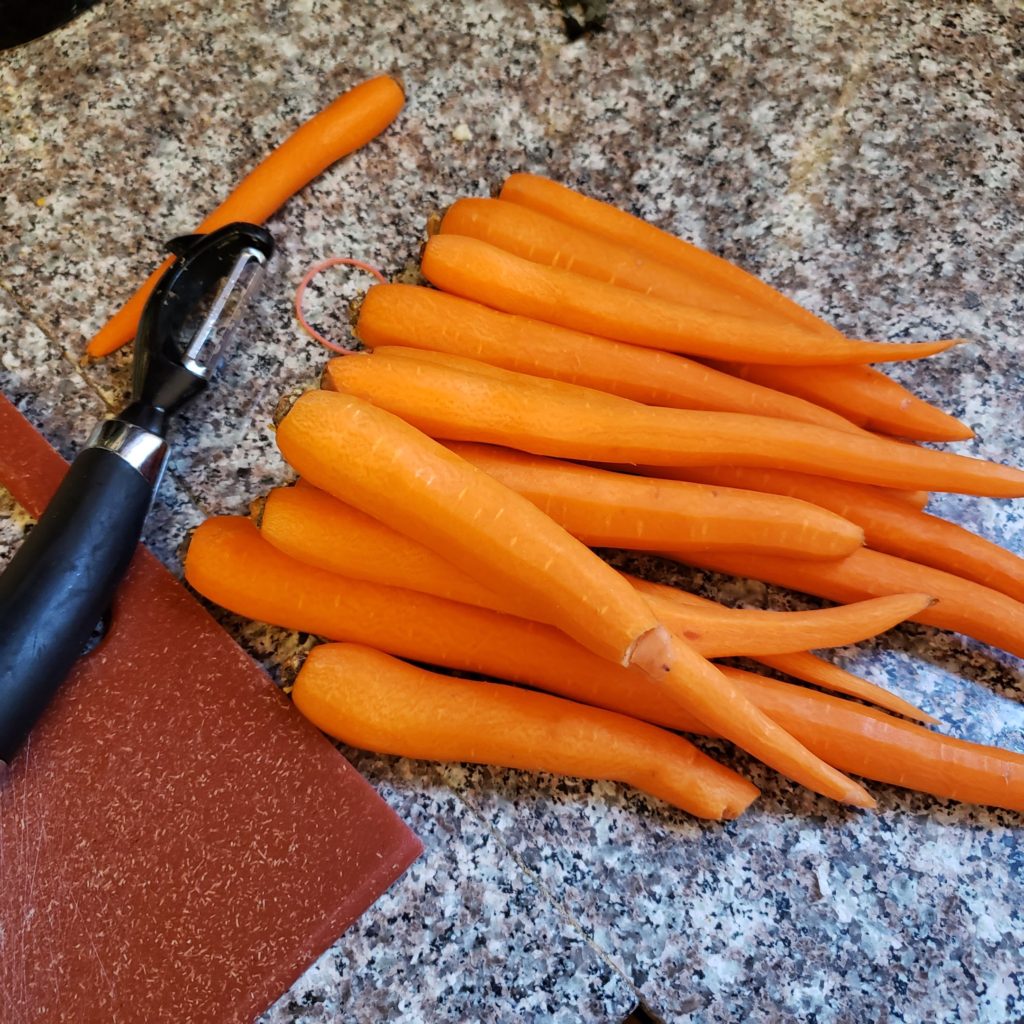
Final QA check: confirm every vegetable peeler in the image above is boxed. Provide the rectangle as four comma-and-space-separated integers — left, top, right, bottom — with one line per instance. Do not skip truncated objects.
0, 222, 274, 766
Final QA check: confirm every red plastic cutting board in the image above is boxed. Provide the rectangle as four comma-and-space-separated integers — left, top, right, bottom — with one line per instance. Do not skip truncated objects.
0, 394, 422, 1023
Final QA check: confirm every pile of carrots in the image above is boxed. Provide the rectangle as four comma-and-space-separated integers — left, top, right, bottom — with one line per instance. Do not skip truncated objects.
181, 171, 1024, 821
102, 75, 1023, 820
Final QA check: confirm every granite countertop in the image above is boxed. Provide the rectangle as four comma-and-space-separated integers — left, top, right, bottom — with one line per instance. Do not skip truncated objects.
2, 1, 1023, 1021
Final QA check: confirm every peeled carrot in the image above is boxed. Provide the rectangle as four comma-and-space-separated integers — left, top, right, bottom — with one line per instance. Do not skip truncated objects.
525, 655, 1024, 813
323, 349, 1024, 497
276, 389, 662, 668
646, 464, 1024, 605
355, 284, 865, 432
357, 342, 926, 505
422, 235, 959, 368
752, 651, 938, 724
499, 172, 834, 337
636, 463, 931, 512
293, 643, 759, 820
260, 481, 932, 667
717, 362, 974, 443
625, 576, 931, 669
497, 174, 974, 443
675, 548, 1024, 661
354, 288, 928, 508
192, 520, 1012, 810
186, 517, 930, 737
86, 74, 404, 357
440, 197, 764, 320
729, 671, 1024, 811
443, 441, 864, 560
275, 391, 874, 806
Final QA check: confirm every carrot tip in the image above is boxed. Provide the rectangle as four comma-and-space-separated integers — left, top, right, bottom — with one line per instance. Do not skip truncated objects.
845, 785, 878, 810
722, 790, 760, 819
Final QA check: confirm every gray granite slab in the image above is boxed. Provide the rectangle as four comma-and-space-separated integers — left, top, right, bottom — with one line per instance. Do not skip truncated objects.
2, 0, 1023, 1021
257, 752, 635, 1024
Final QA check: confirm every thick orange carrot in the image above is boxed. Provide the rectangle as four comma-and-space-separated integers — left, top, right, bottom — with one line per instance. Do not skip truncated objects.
675, 548, 1024, 660
186, 517, 928, 740
276, 390, 661, 668
443, 441, 864, 560
86, 75, 404, 357
647, 464, 1024, 604
275, 394, 874, 806
369, 348, 926, 500
499, 173, 834, 337
717, 362, 974, 443
293, 643, 759, 820
260, 481, 932, 669
422, 235, 959, 367
323, 349, 1024, 497
355, 284, 865, 432
440, 197, 763, 320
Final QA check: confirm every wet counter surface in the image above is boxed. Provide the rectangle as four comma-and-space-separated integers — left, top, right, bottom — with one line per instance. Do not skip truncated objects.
2, 2, 1022, 1020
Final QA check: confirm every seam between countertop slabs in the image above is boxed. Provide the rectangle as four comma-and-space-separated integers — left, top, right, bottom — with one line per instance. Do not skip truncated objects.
0, 278, 210, 526
426, 761, 649, 1017
771, 1, 881, 313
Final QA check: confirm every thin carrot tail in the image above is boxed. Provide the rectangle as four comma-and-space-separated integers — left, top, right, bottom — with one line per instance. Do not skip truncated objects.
630, 631, 877, 809
753, 651, 938, 725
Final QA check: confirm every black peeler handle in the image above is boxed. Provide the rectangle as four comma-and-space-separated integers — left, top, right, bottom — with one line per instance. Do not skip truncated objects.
0, 423, 165, 763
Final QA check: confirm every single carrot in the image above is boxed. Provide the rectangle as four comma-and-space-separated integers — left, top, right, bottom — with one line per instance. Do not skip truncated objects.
86, 74, 405, 357
621, 461, 929, 511
443, 441, 864, 560
323, 349, 1024, 497
645, 464, 1024, 605
674, 547, 1024, 661
185, 517, 930, 740
355, 283, 866, 433
293, 643, 759, 820
499, 172, 835, 337
716, 362, 975, 443
626, 575, 932, 671
275, 392, 874, 806
275, 390, 662, 668
260, 481, 933, 670
440, 197, 765, 320
421, 235, 959, 367
190, 521, 1019, 810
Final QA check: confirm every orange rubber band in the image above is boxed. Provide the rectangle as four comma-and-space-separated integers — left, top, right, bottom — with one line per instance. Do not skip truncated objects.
295, 257, 388, 354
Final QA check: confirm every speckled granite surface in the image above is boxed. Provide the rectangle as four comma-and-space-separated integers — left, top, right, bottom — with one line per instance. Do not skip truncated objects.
2, 1, 1023, 1021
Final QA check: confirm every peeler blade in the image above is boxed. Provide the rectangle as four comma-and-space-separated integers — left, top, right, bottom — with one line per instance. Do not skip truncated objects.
181, 244, 269, 379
